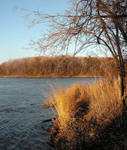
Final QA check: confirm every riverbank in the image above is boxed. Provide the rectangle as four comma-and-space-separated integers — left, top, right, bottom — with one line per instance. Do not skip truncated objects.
0, 56, 118, 78
0, 74, 102, 79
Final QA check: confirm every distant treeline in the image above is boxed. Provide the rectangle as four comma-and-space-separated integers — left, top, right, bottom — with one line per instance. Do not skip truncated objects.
0, 56, 118, 77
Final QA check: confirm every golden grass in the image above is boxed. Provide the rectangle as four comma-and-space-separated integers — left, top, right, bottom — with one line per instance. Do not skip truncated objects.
49, 84, 89, 128
47, 79, 127, 149
86, 80, 122, 125
49, 80, 122, 128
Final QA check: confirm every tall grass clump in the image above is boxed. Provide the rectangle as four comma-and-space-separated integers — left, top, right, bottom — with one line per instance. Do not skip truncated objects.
47, 80, 127, 150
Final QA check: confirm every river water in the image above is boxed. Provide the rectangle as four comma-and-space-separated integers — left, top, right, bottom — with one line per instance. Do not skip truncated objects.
0, 77, 98, 150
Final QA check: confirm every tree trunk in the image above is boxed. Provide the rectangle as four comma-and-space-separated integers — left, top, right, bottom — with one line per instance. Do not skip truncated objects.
119, 62, 126, 106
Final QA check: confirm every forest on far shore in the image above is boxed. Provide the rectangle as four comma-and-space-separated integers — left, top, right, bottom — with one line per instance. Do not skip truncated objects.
0, 56, 118, 77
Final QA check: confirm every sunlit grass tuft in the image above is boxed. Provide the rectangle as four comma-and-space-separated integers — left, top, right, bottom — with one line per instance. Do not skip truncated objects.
50, 84, 90, 128
46, 79, 127, 150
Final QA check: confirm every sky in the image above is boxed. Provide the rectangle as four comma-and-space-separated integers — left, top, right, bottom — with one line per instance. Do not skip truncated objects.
0, 0, 69, 64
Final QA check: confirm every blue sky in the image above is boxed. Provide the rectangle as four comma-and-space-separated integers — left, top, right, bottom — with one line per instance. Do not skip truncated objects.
0, 0, 69, 63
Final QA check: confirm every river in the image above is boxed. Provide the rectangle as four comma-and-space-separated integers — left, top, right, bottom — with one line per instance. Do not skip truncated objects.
0, 77, 98, 150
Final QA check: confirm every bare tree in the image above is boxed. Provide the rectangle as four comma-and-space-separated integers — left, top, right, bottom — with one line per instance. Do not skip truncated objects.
28, 0, 127, 105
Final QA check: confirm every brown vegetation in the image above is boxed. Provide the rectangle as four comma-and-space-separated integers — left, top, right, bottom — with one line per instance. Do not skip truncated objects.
46, 80, 127, 150
0, 56, 118, 77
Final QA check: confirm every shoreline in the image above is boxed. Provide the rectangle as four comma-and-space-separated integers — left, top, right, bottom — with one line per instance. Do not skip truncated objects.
0, 75, 102, 79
